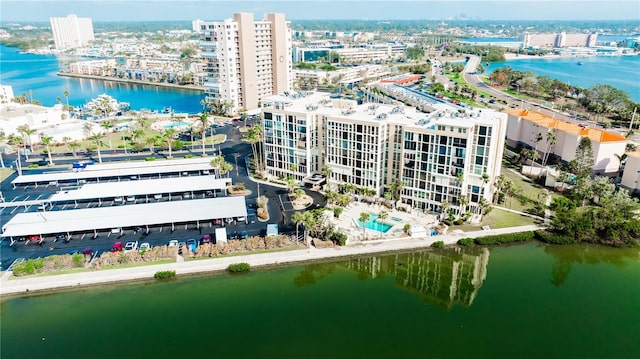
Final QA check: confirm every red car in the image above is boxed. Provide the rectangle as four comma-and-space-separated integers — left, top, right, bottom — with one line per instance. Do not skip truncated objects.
110, 242, 124, 252
28, 235, 41, 241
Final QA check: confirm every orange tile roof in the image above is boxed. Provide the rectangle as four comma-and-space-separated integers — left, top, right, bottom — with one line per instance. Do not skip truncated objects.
504, 108, 627, 143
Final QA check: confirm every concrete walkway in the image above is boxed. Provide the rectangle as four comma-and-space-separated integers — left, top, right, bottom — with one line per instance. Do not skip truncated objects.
0, 224, 543, 296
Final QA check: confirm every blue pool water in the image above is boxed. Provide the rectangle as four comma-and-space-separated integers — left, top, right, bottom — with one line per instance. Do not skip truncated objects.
164, 121, 191, 129
356, 213, 393, 233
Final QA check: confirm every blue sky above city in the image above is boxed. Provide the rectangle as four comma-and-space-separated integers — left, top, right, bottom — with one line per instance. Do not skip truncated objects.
1, 0, 639, 22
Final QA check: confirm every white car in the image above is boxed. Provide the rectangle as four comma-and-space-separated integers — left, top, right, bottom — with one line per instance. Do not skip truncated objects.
139, 242, 151, 252
168, 240, 179, 248
126, 196, 136, 203
124, 241, 138, 252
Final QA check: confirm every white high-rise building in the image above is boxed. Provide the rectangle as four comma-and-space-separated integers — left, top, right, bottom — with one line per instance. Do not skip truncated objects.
50, 14, 95, 50
200, 13, 292, 114
261, 92, 507, 217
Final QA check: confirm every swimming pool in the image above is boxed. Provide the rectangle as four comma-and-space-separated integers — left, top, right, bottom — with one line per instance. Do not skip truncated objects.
356, 213, 393, 233
164, 121, 191, 129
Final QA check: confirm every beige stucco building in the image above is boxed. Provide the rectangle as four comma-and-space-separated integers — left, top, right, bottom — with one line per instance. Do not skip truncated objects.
199, 13, 292, 114
504, 109, 627, 175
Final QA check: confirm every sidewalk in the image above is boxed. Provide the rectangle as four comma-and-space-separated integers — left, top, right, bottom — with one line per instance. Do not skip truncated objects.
0, 224, 543, 296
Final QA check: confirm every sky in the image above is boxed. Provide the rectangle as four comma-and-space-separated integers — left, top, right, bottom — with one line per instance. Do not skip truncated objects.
1, 0, 639, 22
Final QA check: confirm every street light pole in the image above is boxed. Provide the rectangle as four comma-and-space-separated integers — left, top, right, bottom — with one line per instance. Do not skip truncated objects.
233, 153, 240, 176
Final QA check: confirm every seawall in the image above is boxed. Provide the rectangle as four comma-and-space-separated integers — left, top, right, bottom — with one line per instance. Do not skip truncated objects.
57, 72, 204, 92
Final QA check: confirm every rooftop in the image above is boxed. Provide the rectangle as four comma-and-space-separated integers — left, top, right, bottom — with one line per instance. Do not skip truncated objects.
263, 92, 505, 130
504, 108, 627, 143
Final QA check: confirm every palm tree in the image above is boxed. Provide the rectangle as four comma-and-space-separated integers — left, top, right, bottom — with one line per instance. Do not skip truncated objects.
303, 211, 317, 248
68, 141, 81, 157
458, 195, 469, 219
40, 134, 54, 165
63, 90, 70, 111
196, 112, 211, 156
244, 125, 263, 173
16, 125, 36, 159
145, 135, 158, 153
541, 130, 557, 167
287, 176, 298, 195
210, 155, 232, 178
321, 164, 333, 189
89, 132, 104, 163
131, 128, 145, 145
61, 136, 71, 154
377, 210, 388, 239
162, 128, 176, 158
292, 211, 305, 242
388, 180, 404, 208
358, 212, 371, 240
533, 132, 543, 166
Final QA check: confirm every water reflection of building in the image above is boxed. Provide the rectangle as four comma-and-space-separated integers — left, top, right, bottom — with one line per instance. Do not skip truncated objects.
343, 247, 489, 308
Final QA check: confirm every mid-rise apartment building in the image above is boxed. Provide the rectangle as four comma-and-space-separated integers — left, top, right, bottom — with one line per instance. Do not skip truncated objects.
261, 92, 507, 216
50, 14, 95, 50
200, 13, 292, 114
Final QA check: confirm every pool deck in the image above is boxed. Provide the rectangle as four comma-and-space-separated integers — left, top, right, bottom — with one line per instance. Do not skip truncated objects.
334, 202, 439, 241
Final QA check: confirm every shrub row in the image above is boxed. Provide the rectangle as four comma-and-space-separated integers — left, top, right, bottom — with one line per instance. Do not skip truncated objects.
12, 254, 85, 277
227, 263, 251, 273
431, 240, 445, 248
533, 231, 577, 244
154, 270, 176, 279
473, 231, 535, 245
457, 237, 475, 247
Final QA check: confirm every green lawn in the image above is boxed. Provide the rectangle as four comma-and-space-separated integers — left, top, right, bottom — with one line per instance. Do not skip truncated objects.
455, 208, 539, 232
499, 164, 550, 213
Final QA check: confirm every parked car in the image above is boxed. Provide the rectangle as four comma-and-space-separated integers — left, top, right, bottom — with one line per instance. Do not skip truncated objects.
237, 216, 246, 222
111, 242, 124, 252
178, 242, 187, 254
240, 230, 248, 240
139, 242, 151, 252
111, 227, 122, 234
82, 247, 94, 256
124, 241, 138, 252
213, 219, 223, 226
126, 196, 136, 203
168, 240, 179, 248
186, 238, 198, 252
200, 234, 212, 244
28, 235, 40, 241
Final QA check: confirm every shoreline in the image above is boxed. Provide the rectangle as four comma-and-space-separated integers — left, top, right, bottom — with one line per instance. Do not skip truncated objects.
57, 72, 204, 92
503, 52, 639, 61
0, 224, 542, 297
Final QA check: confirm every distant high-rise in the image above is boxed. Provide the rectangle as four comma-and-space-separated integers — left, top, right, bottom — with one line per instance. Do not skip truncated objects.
200, 13, 292, 114
50, 14, 95, 50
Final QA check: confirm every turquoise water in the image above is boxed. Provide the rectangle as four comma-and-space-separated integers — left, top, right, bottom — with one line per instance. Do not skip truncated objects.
356, 213, 393, 232
487, 55, 640, 102
1, 243, 639, 358
0, 45, 204, 113
163, 121, 191, 129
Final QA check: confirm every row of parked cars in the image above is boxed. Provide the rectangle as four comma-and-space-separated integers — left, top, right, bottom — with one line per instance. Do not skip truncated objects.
110, 241, 152, 253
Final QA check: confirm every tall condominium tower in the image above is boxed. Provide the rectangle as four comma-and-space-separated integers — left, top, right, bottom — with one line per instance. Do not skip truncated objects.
200, 13, 292, 114
50, 14, 95, 50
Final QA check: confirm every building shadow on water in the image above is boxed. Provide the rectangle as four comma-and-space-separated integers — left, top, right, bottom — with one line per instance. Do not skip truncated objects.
293, 247, 490, 310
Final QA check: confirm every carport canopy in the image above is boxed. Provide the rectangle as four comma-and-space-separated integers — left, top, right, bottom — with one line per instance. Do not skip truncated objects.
47, 176, 230, 202
12, 162, 213, 186
1, 197, 247, 237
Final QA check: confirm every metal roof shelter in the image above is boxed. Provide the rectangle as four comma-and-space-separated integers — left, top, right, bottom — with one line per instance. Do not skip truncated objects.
77, 157, 212, 172
46, 176, 231, 203
12, 162, 214, 187
1, 197, 247, 237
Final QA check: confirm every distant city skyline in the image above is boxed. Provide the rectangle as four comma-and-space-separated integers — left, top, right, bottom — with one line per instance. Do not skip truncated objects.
1, 0, 639, 22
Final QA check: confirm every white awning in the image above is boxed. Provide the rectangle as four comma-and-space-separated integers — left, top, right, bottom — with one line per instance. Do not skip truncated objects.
47, 176, 230, 202
12, 162, 213, 185
1, 197, 247, 237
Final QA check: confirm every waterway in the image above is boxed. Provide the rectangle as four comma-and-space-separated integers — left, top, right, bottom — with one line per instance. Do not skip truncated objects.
2, 242, 639, 358
487, 55, 640, 102
0, 45, 204, 113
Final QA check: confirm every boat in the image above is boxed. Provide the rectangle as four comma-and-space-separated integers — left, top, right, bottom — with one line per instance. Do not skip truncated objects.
162, 106, 173, 114
577, 62, 584, 65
